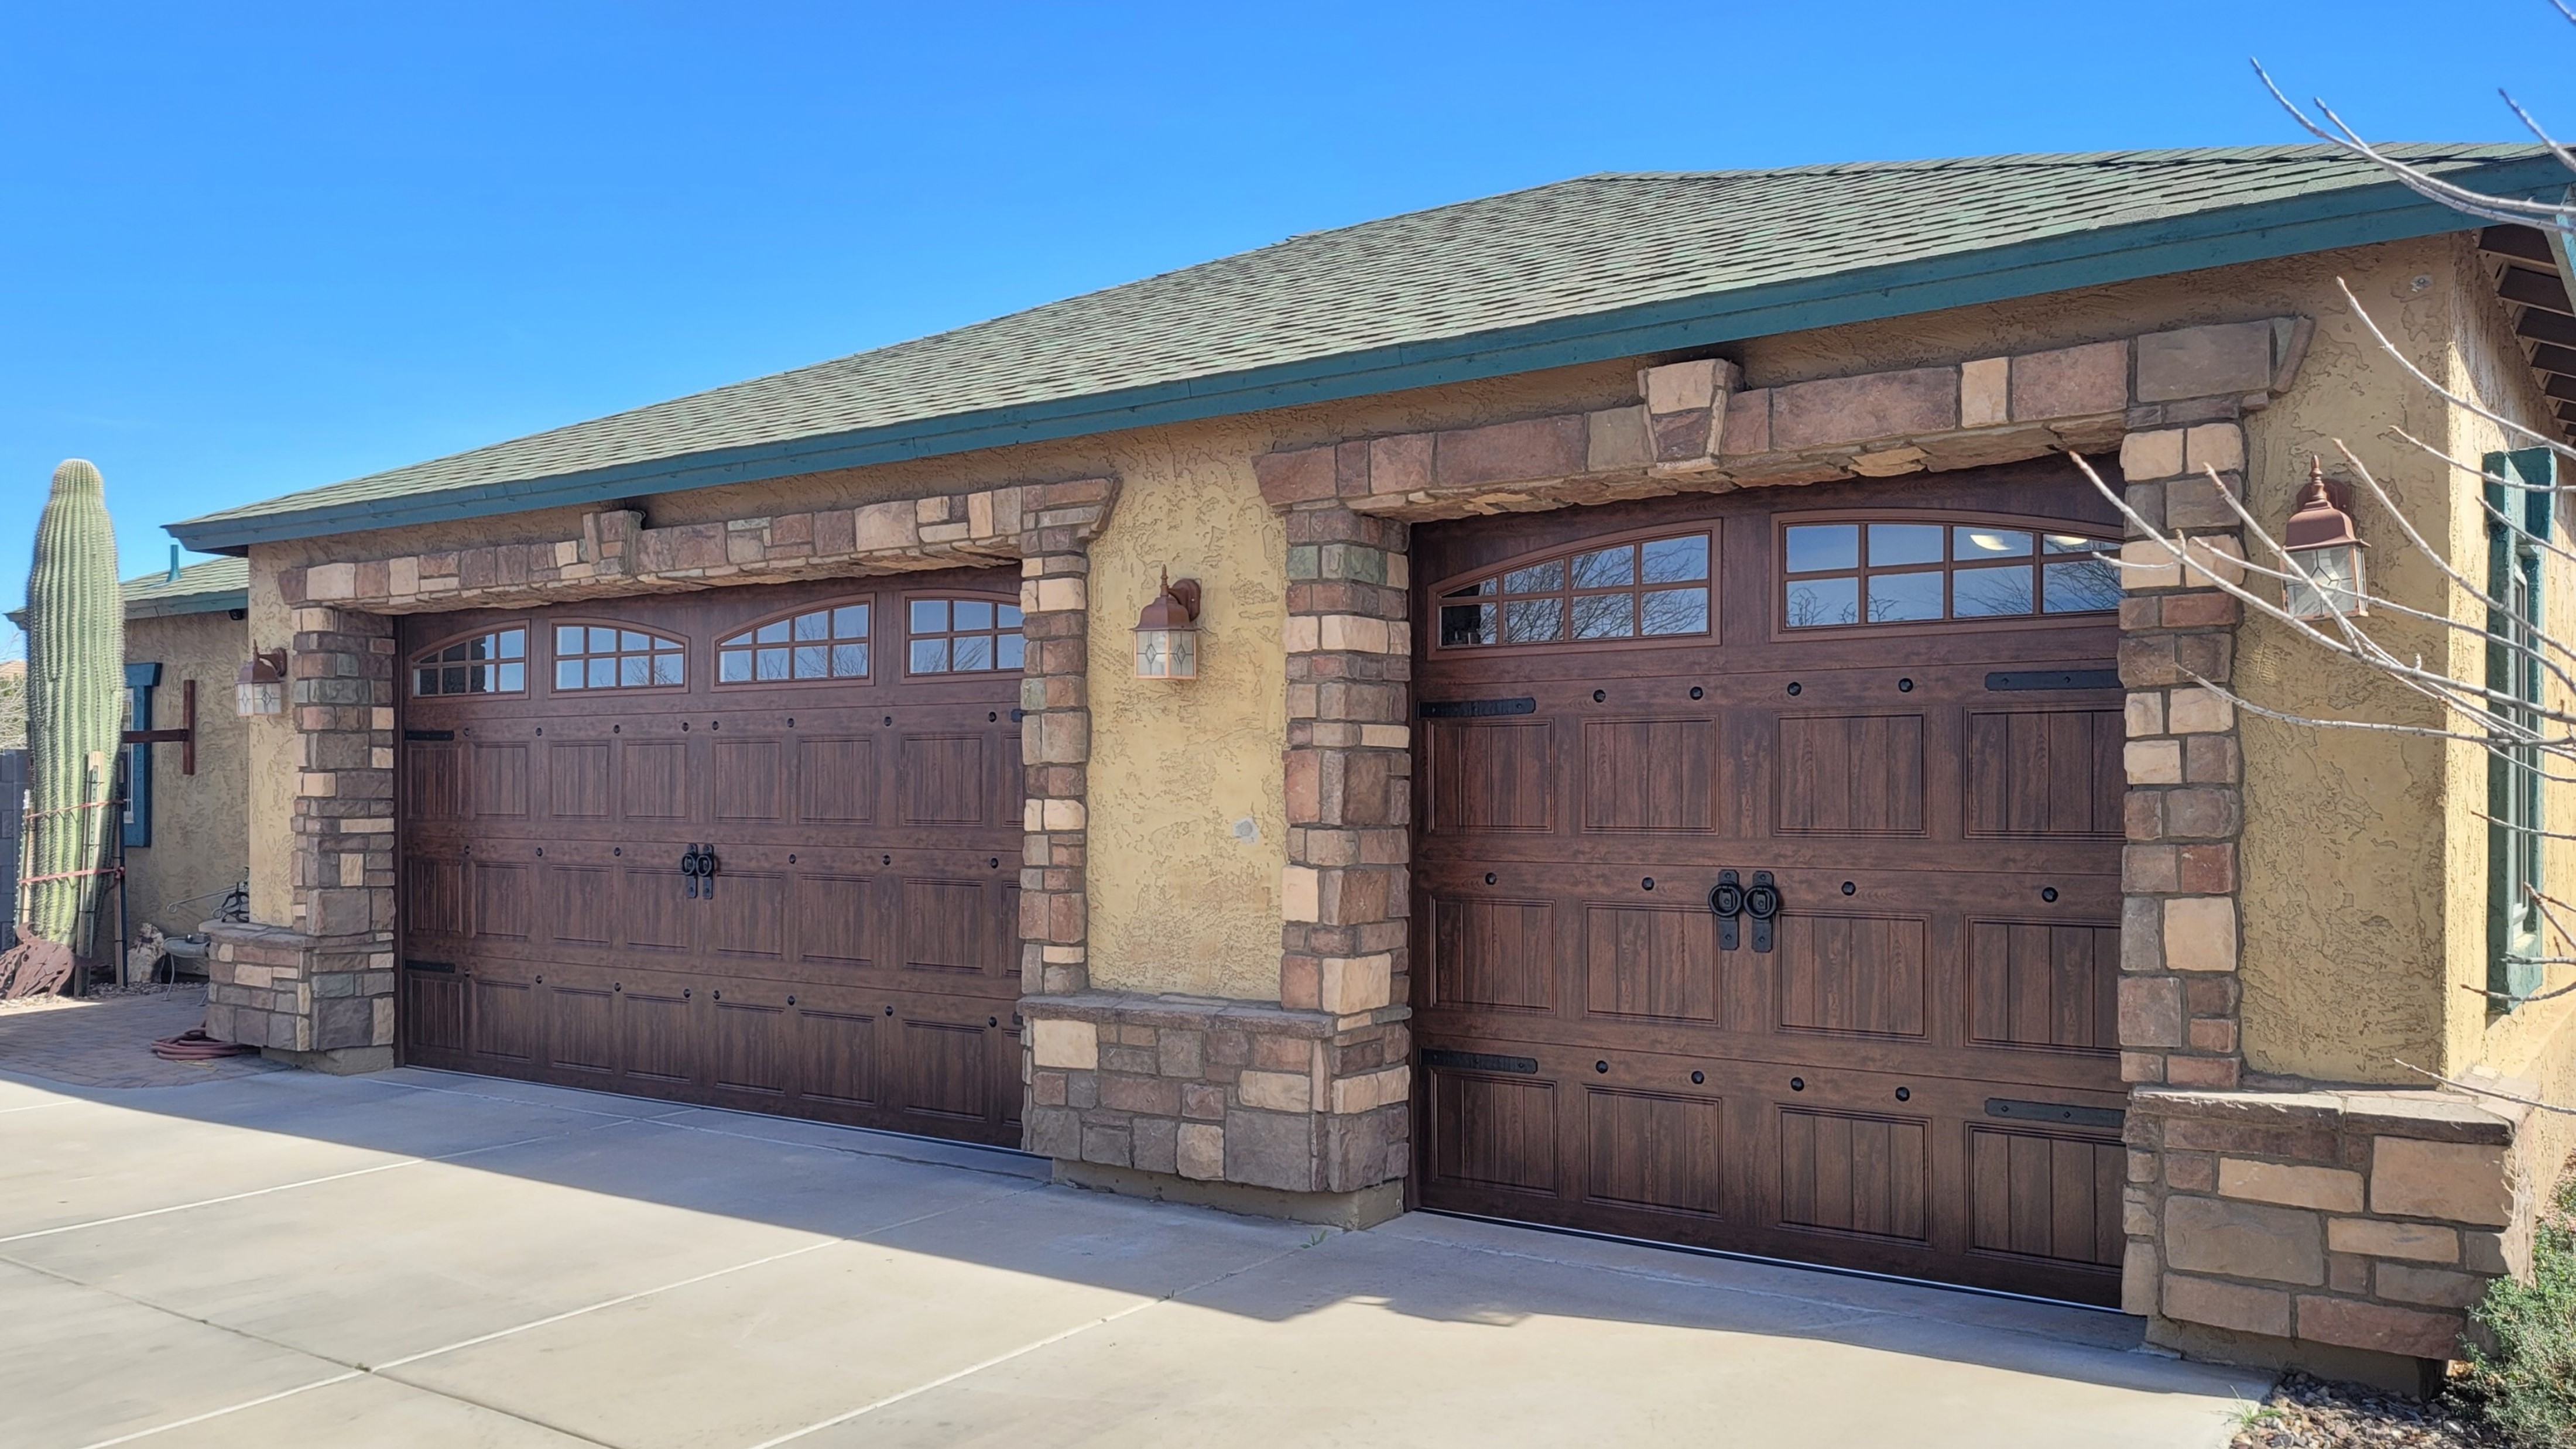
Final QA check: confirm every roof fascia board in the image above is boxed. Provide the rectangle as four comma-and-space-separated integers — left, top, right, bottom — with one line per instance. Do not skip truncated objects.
171, 155, 2574, 551
125, 590, 251, 620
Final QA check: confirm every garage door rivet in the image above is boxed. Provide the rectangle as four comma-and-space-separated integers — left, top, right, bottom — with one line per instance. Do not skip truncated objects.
1641, 877, 1655, 890
1594, 1060, 1609, 1074
614, 983, 622, 992
1786, 681, 1802, 696
1592, 690, 1606, 703
789, 854, 797, 864
614, 847, 621, 856
1841, 881, 1855, 895
536, 848, 543, 857
990, 857, 1001, 868
883, 715, 893, 725
989, 711, 999, 722
684, 989, 692, 999
1789, 1076, 1805, 1091
1689, 686, 1704, 700
1691, 1070, 1705, 1085
787, 995, 796, 1006
882, 854, 892, 865
1485, 872, 1497, 885
988, 1016, 999, 1027
1896, 1088, 1911, 1102
885, 1005, 895, 1016
612, 724, 620, 734
1899, 678, 1914, 692
681, 722, 690, 731
787, 718, 794, 727
2041, 887, 2058, 902
711, 720, 721, 730
535, 727, 543, 735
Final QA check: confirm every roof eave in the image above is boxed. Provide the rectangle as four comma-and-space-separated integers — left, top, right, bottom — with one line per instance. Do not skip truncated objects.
168, 152, 2576, 553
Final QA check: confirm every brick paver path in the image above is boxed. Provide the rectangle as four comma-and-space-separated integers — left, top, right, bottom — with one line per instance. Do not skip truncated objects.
0, 986, 285, 1088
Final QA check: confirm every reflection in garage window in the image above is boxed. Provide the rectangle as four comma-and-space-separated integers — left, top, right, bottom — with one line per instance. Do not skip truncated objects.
1438, 533, 1711, 648
907, 597, 1026, 673
412, 628, 526, 696
553, 625, 686, 689
1782, 520, 2119, 629
718, 604, 870, 683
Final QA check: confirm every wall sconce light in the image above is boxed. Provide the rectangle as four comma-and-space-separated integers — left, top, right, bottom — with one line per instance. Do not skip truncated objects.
235, 649, 287, 717
2282, 456, 2366, 619
1133, 570, 1202, 680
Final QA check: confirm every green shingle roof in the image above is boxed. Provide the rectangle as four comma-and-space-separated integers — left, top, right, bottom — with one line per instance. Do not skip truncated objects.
121, 558, 249, 618
172, 145, 2564, 550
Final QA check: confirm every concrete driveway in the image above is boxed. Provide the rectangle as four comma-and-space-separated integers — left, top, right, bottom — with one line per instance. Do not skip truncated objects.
0, 999, 2270, 1448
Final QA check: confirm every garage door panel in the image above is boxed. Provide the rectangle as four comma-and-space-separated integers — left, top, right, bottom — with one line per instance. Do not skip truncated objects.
399, 568, 1024, 1147
795, 873, 878, 967
795, 737, 876, 823
711, 737, 786, 823
618, 741, 689, 821
1413, 474, 2125, 1304
548, 984, 617, 1074
547, 741, 612, 817
1425, 718, 1554, 834
1582, 718, 1718, 832
1966, 919, 2119, 1054
707, 871, 787, 959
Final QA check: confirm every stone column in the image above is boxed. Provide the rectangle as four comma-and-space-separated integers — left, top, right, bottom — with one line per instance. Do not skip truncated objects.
204, 602, 398, 1069
1016, 480, 1112, 996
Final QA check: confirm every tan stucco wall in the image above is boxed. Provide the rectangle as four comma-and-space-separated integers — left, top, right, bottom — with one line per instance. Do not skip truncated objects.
121, 610, 250, 939
244, 558, 296, 927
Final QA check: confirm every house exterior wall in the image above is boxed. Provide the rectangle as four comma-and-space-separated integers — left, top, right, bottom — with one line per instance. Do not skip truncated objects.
208, 234, 2571, 1377
119, 609, 248, 938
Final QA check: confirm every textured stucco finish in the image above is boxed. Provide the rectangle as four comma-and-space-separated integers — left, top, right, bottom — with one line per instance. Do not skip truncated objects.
1081, 430, 1289, 999
119, 611, 249, 938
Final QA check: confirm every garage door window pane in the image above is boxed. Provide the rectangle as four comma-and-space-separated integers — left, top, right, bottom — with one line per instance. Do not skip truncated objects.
413, 627, 529, 696
1781, 516, 2116, 630
1436, 531, 1714, 650
907, 595, 1023, 674
554, 623, 687, 691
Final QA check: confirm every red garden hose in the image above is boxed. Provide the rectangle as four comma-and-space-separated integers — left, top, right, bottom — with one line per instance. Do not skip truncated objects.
151, 1026, 258, 1061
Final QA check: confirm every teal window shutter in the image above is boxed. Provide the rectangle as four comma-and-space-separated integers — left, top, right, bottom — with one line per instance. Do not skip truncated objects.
2486, 448, 2554, 1008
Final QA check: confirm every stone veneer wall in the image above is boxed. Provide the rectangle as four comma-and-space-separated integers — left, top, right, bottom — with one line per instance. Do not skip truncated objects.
2129, 1085, 2535, 1383
205, 604, 399, 1061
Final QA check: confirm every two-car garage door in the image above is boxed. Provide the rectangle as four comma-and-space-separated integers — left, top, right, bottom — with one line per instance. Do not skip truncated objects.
396, 568, 1026, 1147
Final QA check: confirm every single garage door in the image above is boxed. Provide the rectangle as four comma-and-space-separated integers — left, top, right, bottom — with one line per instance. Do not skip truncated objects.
1410, 459, 2131, 1303
397, 568, 1026, 1146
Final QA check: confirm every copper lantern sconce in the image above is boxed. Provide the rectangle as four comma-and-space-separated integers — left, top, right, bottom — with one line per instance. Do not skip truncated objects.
235, 649, 287, 718
1133, 570, 1201, 680
2282, 456, 2367, 619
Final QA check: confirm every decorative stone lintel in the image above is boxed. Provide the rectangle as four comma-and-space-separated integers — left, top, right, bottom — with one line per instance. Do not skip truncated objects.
1252, 317, 2313, 522
278, 479, 1111, 615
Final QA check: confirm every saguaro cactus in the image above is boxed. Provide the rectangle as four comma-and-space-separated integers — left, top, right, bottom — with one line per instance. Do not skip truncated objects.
1, 461, 124, 996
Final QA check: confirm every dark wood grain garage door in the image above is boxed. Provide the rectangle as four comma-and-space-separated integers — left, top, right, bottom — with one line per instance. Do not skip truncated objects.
1410, 459, 2132, 1303
396, 568, 1026, 1146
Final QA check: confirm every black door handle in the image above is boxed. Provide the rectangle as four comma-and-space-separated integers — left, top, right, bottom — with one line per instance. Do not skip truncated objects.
680, 844, 704, 899
1708, 869, 1743, 951
698, 846, 718, 900
1746, 870, 1782, 953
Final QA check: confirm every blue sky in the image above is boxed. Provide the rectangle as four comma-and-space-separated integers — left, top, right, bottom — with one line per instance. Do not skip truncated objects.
6, 0, 2576, 650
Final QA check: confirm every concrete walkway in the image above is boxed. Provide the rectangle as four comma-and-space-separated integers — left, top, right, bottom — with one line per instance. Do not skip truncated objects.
0, 1003, 2270, 1448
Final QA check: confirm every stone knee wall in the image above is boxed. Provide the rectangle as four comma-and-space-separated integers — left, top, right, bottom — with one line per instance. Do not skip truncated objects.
2129, 1087, 2532, 1364
1022, 995, 1409, 1193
